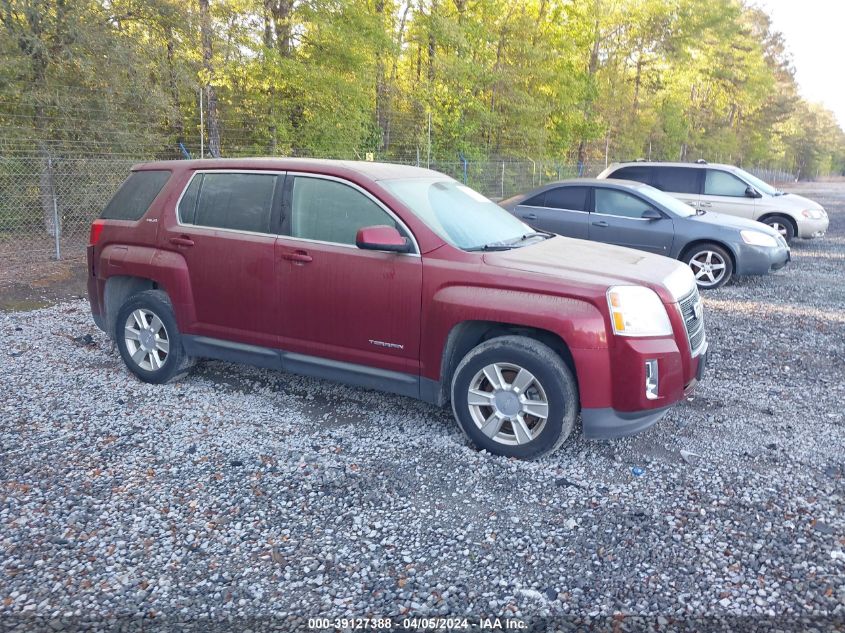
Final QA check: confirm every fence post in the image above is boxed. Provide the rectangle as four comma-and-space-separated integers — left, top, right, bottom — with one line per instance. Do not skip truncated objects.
48, 154, 61, 260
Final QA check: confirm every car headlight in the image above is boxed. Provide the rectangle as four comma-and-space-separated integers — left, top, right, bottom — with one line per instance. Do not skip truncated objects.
740, 230, 778, 248
801, 209, 825, 220
606, 286, 673, 337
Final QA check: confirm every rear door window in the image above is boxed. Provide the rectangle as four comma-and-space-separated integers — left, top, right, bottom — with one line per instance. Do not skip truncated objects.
610, 166, 652, 185
544, 186, 588, 212
188, 172, 278, 233
288, 176, 399, 245
594, 188, 657, 219
101, 170, 171, 221
704, 170, 748, 197
653, 167, 700, 194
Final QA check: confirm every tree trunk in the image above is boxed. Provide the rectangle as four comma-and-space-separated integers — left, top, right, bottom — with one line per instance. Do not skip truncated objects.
427, 0, 437, 83
375, 0, 388, 150
165, 25, 185, 151
39, 148, 57, 238
199, 0, 221, 158
576, 20, 601, 168
632, 53, 643, 115
269, 0, 294, 58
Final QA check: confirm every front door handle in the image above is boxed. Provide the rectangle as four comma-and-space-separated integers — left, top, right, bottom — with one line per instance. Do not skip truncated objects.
592, 220, 609, 228
699, 201, 712, 207
522, 213, 538, 221
281, 250, 313, 263
169, 236, 194, 247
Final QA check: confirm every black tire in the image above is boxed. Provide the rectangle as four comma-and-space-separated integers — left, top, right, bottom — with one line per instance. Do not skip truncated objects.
759, 214, 795, 243
682, 242, 734, 290
450, 335, 578, 459
114, 289, 195, 384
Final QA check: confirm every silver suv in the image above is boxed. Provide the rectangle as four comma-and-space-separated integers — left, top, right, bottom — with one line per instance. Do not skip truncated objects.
597, 161, 828, 243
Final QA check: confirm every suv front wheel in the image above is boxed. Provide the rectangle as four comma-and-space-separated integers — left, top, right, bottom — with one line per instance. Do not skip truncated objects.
451, 336, 578, 459
115, 290, 195, 384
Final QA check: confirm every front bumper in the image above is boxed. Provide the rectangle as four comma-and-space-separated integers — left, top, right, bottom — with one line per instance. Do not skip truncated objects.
581, 405, 670, 439
581, 342, 708, 439
797, 216, 829, 239
734, 243, 790, 276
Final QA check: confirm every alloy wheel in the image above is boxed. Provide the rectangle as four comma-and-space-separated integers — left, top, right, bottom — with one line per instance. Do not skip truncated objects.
466, 362, 549, 446
689, 250, 727, 288
768, 221, 788, 238
124, 308, 170, 371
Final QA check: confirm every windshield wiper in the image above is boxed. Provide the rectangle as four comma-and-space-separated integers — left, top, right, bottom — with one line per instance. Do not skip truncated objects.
466, 242, 517, 251
516, 230, 554, 242
466, 231, 554, 252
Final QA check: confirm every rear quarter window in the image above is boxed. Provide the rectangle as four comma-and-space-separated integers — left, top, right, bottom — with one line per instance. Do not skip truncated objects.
100, 170, 171, 221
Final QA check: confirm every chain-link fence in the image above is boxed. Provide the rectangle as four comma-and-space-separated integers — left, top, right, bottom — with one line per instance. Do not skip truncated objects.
0, 152, 798, 270
0, 154, 136, 268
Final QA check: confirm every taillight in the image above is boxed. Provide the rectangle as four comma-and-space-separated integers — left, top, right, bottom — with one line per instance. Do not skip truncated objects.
89, 219, 105, 246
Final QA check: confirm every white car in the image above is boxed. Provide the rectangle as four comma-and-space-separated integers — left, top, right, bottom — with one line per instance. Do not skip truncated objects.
597, 161, 828, 243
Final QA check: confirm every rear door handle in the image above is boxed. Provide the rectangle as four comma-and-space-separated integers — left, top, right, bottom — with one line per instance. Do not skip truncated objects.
699, 201, 712, 207
281, 250, 313, 263
592, 220, 609, 228
522, 213, 538, 220
169, 236, 194, 247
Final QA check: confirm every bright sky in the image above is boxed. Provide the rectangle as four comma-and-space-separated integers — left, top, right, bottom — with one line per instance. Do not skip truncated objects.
756, 0, 845, 128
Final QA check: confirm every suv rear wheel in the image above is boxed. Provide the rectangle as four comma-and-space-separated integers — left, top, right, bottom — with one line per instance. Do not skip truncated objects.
759, 214, 795, 243
451, 336, 577, 459
682, 243, 733, 290
115, 290, 194, 384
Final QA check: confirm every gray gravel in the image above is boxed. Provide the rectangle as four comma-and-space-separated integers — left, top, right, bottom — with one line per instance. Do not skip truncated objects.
1, 183, 844, 629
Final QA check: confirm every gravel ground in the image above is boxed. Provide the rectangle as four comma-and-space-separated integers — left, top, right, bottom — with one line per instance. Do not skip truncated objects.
1, 183, 843, 631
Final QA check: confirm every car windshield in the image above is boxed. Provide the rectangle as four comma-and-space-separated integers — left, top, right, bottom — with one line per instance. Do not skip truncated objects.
381, 178, 539, 250
637, 184, 697, 217
731, 168, 779, 196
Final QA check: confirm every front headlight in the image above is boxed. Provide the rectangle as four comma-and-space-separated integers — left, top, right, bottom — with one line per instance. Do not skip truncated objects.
740, 230, 778, 248
801, 208, 825, 220
606, 286, 673, 337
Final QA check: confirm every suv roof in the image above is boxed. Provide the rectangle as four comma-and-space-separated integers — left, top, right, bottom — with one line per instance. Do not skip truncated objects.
607, 161, 738, 171
133, 158, 444, 182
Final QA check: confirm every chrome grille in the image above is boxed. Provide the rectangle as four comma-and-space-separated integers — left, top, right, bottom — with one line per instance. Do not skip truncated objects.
678, 287, 706, 356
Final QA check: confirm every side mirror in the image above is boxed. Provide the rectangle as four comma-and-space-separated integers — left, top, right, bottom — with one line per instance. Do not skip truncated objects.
745, 186, 762, 199
641, 208, 663, 220
355, 225, 412, 253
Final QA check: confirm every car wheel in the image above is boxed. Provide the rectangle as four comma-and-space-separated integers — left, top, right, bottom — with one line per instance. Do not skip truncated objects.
115, 290, 194, 384
683, 243, 733, 290
451, 335, 577, 459
760, 215, 795, 243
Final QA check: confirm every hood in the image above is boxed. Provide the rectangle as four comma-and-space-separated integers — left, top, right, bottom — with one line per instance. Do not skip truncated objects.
482, 236, 696, 303
762, 192, 824, 212
687, 211, 783, 238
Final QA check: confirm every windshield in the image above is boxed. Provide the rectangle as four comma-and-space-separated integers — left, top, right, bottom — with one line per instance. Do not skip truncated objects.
638, 184, 697, 217
381, 178, 535, 250
733, 168, 778, 196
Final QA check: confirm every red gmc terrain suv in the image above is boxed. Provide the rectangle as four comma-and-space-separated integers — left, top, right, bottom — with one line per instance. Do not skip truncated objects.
88, 159, 708, 459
